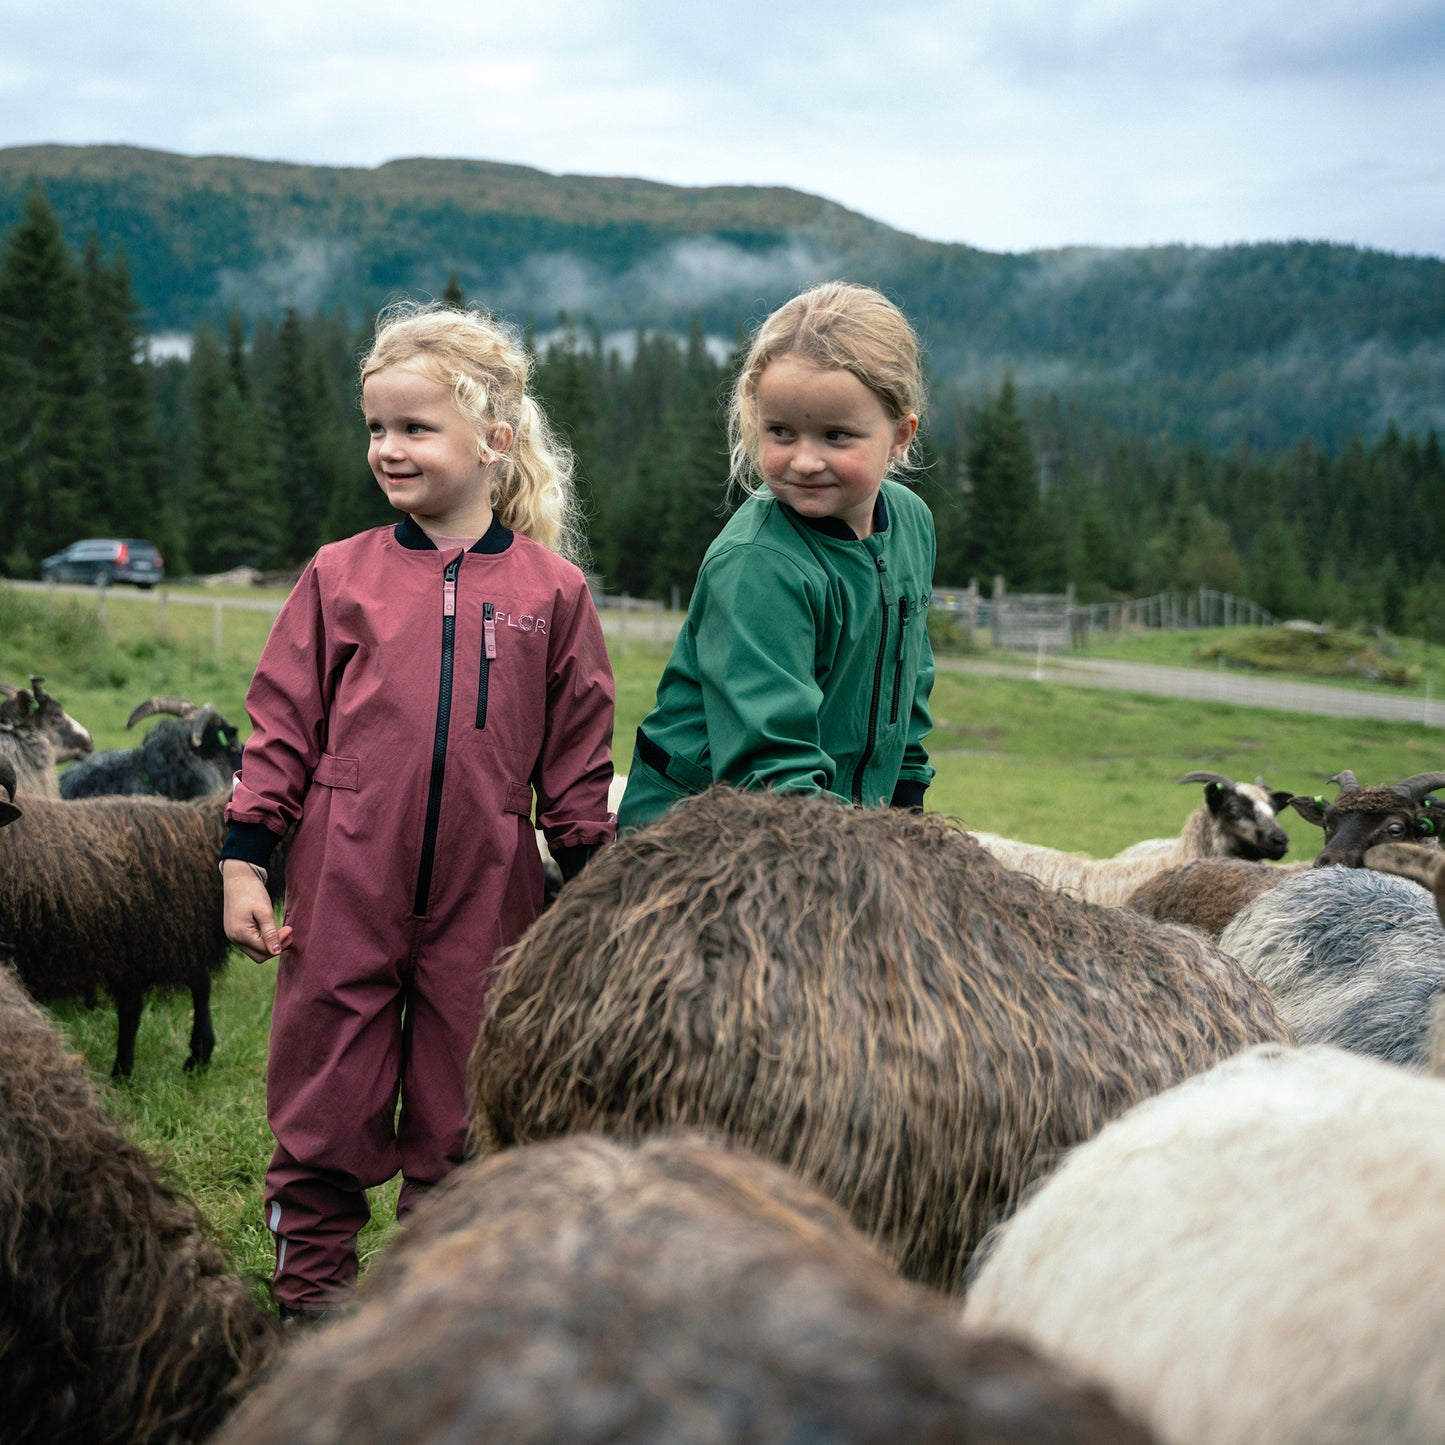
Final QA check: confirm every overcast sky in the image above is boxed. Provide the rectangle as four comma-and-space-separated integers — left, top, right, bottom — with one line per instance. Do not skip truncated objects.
4, 0, 1444, 259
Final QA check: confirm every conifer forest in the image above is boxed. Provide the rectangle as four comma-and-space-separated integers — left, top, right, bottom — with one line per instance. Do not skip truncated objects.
3, 182, 1444, 642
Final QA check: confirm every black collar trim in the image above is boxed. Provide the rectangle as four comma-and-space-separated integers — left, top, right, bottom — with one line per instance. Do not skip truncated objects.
786, 491, 890, 541
394, 513, 514, 554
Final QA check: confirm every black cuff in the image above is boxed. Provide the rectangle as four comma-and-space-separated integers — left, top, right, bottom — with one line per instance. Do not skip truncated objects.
220, 820, 280, 869
890, 779, 927, 812
552, 842, 599, 882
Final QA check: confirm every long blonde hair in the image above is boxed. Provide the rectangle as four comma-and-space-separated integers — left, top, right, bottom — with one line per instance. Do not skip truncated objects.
361, 300, 586, 564
727, 281, 926, 505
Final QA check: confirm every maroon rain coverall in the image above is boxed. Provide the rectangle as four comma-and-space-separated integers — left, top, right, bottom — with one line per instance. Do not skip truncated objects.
224, 515, 615, 1310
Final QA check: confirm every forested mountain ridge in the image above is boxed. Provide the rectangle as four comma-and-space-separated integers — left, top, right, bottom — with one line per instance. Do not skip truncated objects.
3, 142, 1443, 450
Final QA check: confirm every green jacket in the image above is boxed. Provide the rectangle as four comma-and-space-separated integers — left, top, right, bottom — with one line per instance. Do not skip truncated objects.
618, 479, 936, 831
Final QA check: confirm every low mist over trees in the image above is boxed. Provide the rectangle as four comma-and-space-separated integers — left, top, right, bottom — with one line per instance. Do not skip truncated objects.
2, 184, 1444, 640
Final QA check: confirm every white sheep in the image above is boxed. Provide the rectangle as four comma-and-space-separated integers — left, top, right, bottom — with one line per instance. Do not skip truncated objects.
963, 1043, 1445, 1445
970, 771, 1293, 908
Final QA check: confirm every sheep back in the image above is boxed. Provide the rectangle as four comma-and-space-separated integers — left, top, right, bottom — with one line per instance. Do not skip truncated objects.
470, 788, 1293, 1292
0, 964, 279, 1442
1218, 866, 1445, 1066
1126, 858, 1298, 938
215, 1131, 1154, 1445
963, 1044, 1445, 1445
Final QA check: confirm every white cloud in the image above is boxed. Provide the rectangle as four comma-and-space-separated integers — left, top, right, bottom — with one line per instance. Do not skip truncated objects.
2, 0, 1442, 256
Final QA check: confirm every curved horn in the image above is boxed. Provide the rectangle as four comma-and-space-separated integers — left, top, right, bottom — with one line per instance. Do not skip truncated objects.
1397, 772, 1445, 801
188, 702, 222, 748
1177, 771, 1233, 788
1327, 770, 1358, 791
0, 681, 16, 700
126, 696, 198, 729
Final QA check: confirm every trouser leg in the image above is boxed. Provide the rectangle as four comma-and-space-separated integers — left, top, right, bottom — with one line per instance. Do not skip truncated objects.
265, 1140, 373, 1312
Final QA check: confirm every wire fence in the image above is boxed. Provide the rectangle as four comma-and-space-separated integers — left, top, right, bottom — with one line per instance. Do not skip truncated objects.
931, 581, 1279, 653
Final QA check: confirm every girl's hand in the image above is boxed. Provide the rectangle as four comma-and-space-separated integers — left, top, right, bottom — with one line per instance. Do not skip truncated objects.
221, 859, 294, 963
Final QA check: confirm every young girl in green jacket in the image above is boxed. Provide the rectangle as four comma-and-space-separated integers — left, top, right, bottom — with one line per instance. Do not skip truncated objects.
618, 281, 935, 831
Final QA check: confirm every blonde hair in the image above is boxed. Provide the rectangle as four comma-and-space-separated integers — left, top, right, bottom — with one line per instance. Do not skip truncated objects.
727, 281, 926, 504
361, 300, 586, 564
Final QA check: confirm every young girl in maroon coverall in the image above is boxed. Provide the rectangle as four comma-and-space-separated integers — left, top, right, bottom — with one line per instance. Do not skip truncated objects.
221, 301, 616, 1322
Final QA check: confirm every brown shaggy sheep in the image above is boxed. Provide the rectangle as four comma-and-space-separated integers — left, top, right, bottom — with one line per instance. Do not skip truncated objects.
214, 1132, 1156, 1444
469, 788, 1294, 1292
0, 964, 279, 1442
1125, 857, 1302, 938
0, 791, 283, 1075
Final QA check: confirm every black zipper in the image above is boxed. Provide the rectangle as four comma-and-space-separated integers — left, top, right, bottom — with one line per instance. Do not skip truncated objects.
476, 602, 495, 729
850, 555, 889, 805
414, 556, 460, 917
890, 596, 910, 724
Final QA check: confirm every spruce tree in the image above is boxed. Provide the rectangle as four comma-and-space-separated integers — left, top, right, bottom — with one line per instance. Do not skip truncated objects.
0, 185, 111, 571
962, 374, 1036, 586
83, 236, 163, 537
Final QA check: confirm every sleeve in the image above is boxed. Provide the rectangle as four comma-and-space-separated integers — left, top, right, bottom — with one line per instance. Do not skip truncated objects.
532, 575, 617, 854
221, 558, 339, 864
694, 545, 835, 797
896, 494, 936, 797
896, 622, 935, 792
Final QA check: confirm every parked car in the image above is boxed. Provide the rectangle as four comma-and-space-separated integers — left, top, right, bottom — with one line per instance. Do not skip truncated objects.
40, 538, 165, 589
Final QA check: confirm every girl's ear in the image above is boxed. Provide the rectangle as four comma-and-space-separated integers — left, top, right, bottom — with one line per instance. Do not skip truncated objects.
481, 422, 514, 463
889, 412, 919, 460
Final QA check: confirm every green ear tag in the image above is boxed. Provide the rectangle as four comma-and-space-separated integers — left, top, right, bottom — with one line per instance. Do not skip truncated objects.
1313, 795, 1326, 810
1420, 817, 1436, 837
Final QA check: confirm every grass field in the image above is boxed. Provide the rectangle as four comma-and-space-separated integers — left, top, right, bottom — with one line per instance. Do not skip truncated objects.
4, 580, 1443, 1305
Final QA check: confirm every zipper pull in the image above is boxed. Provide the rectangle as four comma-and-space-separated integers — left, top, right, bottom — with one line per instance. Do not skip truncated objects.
484, 601, 497, 659
443, 557, 460, 618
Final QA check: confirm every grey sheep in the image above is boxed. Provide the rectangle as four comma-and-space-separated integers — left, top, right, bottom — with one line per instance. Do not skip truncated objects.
0, 676, 93, 800
60, 695, 243, 800
0, 791, 282, 1075
0, 962, 279, 1441
215, 1132, 1155, 1445
1218, 865, 1445, 1067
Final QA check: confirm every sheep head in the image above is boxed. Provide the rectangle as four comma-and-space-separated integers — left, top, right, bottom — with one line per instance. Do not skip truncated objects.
127, 696, 244, 775
1178, 771, 1292, 861
0, 678, 93, 763
1289, 771, 1445, 867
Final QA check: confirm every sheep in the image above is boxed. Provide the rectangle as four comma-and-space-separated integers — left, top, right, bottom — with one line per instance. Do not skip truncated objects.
1217, 865, 1445, 1067
0, 675, 93, 799
1125, 857, 1300, 938
0, 758, 19, 827
970, 771, 1292, 908
469, 787, 1293, 1293
60, 694, 243, 800
0, 962, 280, 1442
0, 791, 281, 1076
962, 1044, 1445, 1445
214, 1131, 1155, 1445
1287, 768, 1445, 867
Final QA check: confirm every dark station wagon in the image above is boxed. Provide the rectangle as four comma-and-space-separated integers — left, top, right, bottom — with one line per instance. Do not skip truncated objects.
40, 538, 165, 589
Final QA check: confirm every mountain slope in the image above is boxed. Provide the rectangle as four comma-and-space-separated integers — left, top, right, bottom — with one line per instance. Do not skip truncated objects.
2, 143, 1442, 448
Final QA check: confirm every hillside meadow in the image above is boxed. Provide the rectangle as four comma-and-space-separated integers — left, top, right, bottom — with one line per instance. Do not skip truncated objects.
3, 580, 1442, 1299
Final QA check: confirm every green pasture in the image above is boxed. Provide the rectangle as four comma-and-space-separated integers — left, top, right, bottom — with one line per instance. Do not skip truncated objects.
4, 580, 1442, 1302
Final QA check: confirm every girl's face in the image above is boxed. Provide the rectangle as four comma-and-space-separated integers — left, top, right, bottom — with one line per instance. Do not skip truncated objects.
363, 364, 510, 537
754, 356, 917, 540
